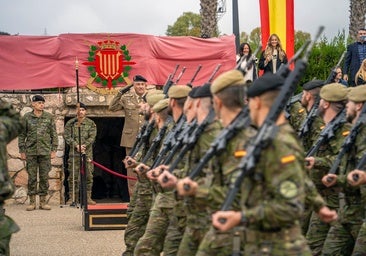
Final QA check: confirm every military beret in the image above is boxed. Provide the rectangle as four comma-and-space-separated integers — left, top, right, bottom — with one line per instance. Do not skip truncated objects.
168, 85, 192, 99
79, 102, 87, 110
152, 98, 169, 113
348, 85, 366, 102
133, 75, 147, 82
247, 73, 284, 98
320, 83, 348, 102
191, 83, 212, 98
146, 90, 165, 107
211, 70, 245, 94
302, 80, 325, 91
188, 87, 200, 98
32, 95, 45, 102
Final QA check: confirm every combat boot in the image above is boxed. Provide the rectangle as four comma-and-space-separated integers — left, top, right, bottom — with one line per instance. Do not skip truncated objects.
26, 195, 36, 211
39, 195, 51, 210
87, 192, 96, 205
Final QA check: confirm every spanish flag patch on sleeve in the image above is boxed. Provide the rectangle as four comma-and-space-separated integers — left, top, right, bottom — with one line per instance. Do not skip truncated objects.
281, 154, 296, 164
342, 131, 350, 136
234, 150, 246, 158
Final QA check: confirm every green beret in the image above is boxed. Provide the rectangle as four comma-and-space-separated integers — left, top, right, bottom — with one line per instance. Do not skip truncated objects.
320, 83, 348, 102
168, 85, 191, 99
152, 98, 169, 113
211, 70, 245, 94
146, 90, 165, 107
302, 80, 324, 91
348, 85, 366, 102
247, 73, 284, 97
191, 83, 212, 98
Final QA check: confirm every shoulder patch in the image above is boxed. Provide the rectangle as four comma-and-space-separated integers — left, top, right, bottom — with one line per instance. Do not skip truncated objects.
234, 150, 246, 158
342, 131, 350, 136
281, 154, 296, 164
320, 125, 325, 130
298, 108, 305, 113
279, 180, 298, 199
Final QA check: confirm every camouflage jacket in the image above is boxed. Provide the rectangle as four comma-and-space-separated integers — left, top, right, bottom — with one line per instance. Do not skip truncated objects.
18, 110, 58, 155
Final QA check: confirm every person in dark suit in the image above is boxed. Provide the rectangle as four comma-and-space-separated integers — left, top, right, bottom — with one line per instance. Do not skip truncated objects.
343, 28, 366, 86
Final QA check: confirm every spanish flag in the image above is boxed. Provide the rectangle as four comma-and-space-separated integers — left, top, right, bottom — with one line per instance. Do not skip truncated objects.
259, 0, 294, 60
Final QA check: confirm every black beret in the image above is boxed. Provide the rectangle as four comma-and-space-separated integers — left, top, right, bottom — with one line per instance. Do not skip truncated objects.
302, 80, 324, 91
247, 73, 284, 97
79, 102, 87, 110
188, 87, 200, 98
133, 75, 147, 82
32, 95, 45, 102
191, 83, 212, 98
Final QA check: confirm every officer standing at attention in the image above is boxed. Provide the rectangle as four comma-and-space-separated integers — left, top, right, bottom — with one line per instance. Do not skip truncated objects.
0, 99, 23, 256
212, 73, 311, 255
64, 103, 97, 205
109, 75, 148, 197
18, 95, 58, 211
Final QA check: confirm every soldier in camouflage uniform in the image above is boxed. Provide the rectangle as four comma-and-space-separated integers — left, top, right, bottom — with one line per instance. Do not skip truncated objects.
287, 100, 307, 132
121, 91, 164, 256
178, 70, 255, 256
109, 75, 148, 197
158, 83, 222, 255
322, 85, 366, 256
64, 103, 97, 205
0, 99, 23, 256
18, 95, 58, 211
212, 72, 312, 255
304, 83, 351, 255
134, 85, 191, 256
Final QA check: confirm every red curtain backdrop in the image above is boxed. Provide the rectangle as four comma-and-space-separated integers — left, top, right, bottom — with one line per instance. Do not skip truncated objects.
259, 0, 294, 60
0, 34, 236, 90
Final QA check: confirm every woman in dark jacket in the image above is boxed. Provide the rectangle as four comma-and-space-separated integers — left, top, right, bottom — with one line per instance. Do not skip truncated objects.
258, 34, 288, 74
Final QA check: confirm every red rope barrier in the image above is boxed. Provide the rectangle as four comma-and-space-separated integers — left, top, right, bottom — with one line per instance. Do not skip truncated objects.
89, 159, 137, 181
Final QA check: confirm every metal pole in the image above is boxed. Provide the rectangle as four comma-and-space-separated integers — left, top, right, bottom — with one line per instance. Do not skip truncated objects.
232, 0, 240, 54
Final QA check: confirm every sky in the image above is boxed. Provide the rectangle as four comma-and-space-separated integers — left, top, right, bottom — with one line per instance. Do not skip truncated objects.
0, 0, 349, 39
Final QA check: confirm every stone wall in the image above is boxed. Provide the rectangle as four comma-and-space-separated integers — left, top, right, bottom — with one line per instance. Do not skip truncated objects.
2, 87, 123, 205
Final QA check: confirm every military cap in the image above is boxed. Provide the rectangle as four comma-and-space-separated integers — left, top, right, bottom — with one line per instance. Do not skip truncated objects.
133, 74, 147, 82
188, 87, 200, 98
320, 83, 348, 102
191, 83, 212, 98
32, 95, 45, 102
348, 85, 366, 102
146, 90, 165, 107
302, 80, 325, 91
79, 102, 87, 110
247, 73, 284, 98
168, 85, 192, 99
152, 98, 169, 113
211, 70, 245, 94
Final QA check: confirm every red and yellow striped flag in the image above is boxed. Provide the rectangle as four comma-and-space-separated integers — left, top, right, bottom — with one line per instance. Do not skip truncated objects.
259, 0, 294, 60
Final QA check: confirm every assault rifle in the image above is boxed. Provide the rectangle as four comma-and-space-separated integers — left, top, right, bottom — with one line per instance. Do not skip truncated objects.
324, 51, 346, 84
218, 26, 324, 220
328, 102, 366, 181
205, 64, 222, 85
128, 120, 149, 158
306, 109, 346, 158
128, 119, 156, 160
298, 94, 320, 139
187, 65, 202, 87
163, 64, 180, 95
184, 108, 250, 190
175, 67, 187, 84
352, 150, 366, 182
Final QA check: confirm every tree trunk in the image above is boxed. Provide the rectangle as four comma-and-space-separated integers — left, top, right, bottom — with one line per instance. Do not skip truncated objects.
349, 0, 366, 40
200, 0, 218, 38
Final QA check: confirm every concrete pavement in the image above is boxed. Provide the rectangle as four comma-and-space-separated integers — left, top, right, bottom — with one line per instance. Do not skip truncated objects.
5, 202, 126, 256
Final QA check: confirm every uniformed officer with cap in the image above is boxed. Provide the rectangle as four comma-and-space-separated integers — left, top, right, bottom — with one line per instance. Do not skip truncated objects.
18, 95, 58, 211
109, 75, 148, 198
212, 72, 311, 255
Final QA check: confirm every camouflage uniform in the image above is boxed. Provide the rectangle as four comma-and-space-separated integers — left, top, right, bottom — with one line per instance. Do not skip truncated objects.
287, 101, 307, 133
0, 100, 23, 256
18, 110, 58, 196
306, 120, 351, 255
177, 119, 222, 256
241, 124, 311, 256
196, 123, 255, 256
321, 124, 366, 256
63, 117, 97, 199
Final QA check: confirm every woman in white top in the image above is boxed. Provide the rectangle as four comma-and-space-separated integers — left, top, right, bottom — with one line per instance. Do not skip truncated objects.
236, 42, 258, 83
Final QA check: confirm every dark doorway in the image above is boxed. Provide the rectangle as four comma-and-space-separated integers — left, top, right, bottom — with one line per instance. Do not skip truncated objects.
63, 116, 130, 204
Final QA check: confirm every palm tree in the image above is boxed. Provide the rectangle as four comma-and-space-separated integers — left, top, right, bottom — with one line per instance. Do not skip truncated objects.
200, 0, 218, 38
349, 0, 366, 40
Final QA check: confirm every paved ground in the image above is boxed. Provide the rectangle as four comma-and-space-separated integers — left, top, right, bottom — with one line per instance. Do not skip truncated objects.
5, 203, 126, 256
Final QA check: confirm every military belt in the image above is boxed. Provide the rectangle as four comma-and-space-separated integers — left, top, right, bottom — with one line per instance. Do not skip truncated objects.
245, 225, 301, 243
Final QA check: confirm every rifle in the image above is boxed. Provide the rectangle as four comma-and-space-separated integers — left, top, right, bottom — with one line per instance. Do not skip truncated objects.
352, 150, 366, 181
306, 109, 346, 158
175, 67, 187, 84
128, 120, 149, 158
206, 64, 222, 84
187, 65, 202, 87
128, 119, 156, 163
324, 51, 347, 84
218, 26, 324, 219
328, 102, 366, 181
285, 92, 303, 120
163, 64, 180, 95
298, 94, 320, 139
184, 108, 250, 190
